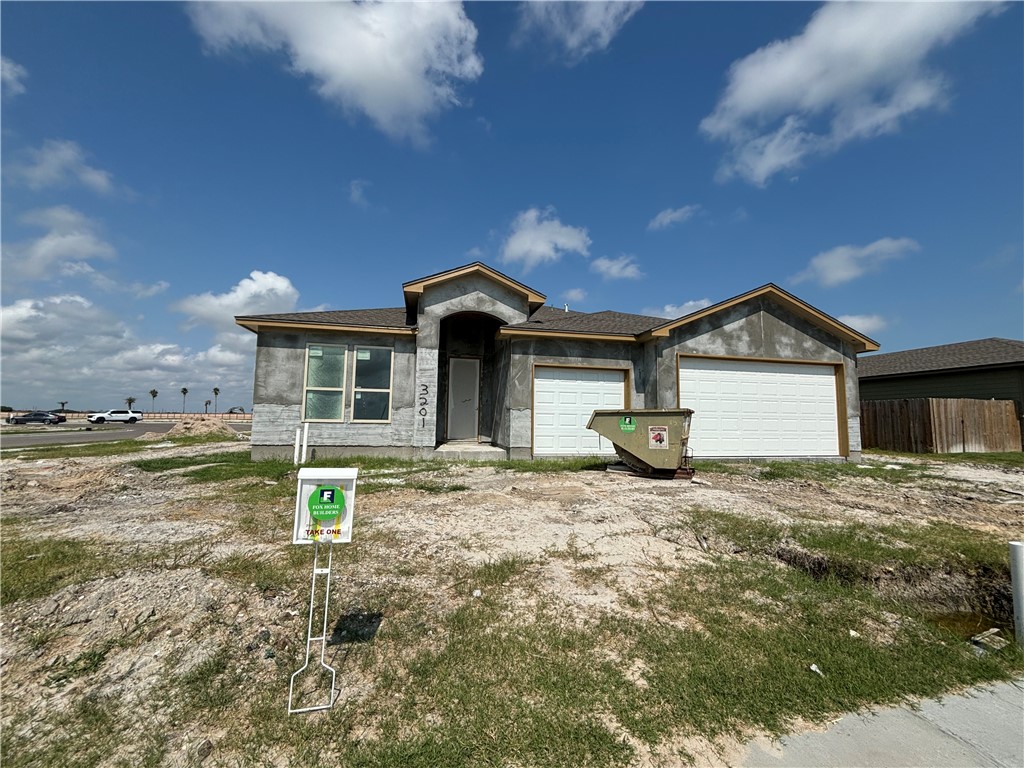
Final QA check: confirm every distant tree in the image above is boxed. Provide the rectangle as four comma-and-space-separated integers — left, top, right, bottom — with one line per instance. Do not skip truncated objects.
181, 387, 189, 412
212, 387, 220, 413
204, 399, 212, 414
149, 389, 158, 412
59, 401, 68, 413
126, 396, 137, 409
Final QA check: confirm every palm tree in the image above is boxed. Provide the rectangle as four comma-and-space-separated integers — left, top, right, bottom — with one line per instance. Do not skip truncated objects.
180, 387, 189, 413
212, 387, 220, 413
58, 401, 68, 413
204, 399, 212, 414
125, 396, 137, 409
149, 389, 158, 412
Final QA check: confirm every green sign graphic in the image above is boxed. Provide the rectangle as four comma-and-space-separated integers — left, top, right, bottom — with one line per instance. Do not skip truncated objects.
619, 416, 637, 433
308, 485, 346, 521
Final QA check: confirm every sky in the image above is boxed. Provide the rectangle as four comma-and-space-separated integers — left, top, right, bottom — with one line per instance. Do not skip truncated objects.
2, 1, 1021, 413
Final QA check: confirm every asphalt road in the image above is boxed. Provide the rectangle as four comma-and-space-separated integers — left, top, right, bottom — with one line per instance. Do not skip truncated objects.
0, 420, 250, 449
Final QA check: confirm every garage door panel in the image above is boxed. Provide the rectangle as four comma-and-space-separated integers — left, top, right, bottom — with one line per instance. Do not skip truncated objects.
534, 367, 625, 456
680, 357, 839, 458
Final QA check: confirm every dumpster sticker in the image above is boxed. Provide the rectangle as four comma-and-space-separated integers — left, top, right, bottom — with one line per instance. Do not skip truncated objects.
619, 416, 637, 434
648, 425, 669, 449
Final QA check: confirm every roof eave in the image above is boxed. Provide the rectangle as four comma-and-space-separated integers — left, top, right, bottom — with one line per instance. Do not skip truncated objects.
402, 262, 546, 306
498, 327, 639, 343
234, 318, 416, 335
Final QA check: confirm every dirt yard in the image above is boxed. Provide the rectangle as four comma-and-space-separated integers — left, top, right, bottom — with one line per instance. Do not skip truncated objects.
2, 441, 1022, 767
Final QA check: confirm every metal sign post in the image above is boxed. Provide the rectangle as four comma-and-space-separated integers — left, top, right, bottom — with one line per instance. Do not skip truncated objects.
288, 468, 358, 715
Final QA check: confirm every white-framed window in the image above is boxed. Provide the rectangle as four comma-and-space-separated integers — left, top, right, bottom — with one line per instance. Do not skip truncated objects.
351, 346, 393, 423
303, 344, 347, 421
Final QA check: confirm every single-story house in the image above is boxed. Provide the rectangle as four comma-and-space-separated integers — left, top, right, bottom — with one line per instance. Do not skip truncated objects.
236, 262, 878, 462
859, 337, 1024, 429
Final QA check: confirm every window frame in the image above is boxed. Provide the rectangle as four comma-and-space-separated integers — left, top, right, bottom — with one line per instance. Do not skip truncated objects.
350, 345, 394, 424
302, 343, 348, 423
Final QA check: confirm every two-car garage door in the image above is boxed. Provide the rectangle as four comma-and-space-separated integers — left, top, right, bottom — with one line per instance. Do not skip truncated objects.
679, 357, 840, 458
534, 367, 624, 456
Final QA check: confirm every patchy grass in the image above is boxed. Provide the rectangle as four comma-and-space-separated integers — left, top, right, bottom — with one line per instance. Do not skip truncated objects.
485, 456, 612, 473
7, 434, 237, 460
0, 535, 119, 605
864, 449, 1024, 470
757, 459, 923, 484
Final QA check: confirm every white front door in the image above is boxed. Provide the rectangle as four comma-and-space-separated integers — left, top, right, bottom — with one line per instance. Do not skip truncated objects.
447, 358, 480, 441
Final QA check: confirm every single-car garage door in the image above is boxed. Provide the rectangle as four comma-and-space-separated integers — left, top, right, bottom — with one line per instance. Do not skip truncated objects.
679, 357, 839, 458
534, 367, 625, 456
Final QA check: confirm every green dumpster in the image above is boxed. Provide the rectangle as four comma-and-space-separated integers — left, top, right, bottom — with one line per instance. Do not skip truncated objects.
586, 408, 695, 478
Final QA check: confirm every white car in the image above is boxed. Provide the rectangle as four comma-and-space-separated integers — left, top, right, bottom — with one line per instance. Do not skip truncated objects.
87, 409, 143, 424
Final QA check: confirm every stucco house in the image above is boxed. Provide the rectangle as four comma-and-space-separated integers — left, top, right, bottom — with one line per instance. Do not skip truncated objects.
236, 262, 878, 462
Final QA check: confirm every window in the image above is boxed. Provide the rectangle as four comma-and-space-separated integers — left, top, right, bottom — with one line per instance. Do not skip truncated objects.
352, 346, 393, 422
303, 344, 346, 421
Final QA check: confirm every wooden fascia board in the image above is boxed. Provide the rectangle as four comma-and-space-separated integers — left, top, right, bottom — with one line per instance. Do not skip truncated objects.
235, 319, 416, 336
639, 285, 880, 352
402, 263, 546, 304
498, 327, 638, 343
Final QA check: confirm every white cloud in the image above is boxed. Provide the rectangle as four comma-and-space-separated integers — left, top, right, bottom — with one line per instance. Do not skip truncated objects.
465, 246, 484, 259
349, 179, 371, 208
793, 237, 920, 287
2, 206, 116, 282
701, 3, 1000, 186
516, 1, 643, 64
562, 288, 587, 304
173, 270, 300, 332
648, 205, 701, 231
838, 314, 887, 336
189, 1, 483, 145
500, 207, 591, 272
9, 139, 117, 195
1, 56, 27, 97
642, 298, 712, 319
591, 255, 643, 281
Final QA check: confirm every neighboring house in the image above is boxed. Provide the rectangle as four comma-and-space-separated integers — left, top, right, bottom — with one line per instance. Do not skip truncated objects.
859, 337, 1024, 424
236, 262, 878, 462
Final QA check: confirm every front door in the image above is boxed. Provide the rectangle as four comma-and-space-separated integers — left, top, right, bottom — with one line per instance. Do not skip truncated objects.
447, 358, 480, 441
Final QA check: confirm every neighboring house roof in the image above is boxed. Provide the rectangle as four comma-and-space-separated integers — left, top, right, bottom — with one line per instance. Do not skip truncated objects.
859, 338, 1024, 379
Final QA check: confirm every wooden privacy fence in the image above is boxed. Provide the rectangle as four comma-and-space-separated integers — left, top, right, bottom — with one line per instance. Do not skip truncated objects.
860, 398, 1022, 453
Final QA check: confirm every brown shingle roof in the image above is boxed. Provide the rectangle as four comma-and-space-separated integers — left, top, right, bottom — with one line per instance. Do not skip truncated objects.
859, 338, 1024, 378
511, 307, 664, 336
236, 307, 411, 328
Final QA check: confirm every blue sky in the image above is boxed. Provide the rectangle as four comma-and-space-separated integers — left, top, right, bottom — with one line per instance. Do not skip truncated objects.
2, 1, 1021, 412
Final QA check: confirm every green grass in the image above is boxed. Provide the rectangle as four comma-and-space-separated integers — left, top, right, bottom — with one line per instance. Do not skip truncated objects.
864, 449, 1024, 469
6, 433, 237, 460
0, 535, 119, 605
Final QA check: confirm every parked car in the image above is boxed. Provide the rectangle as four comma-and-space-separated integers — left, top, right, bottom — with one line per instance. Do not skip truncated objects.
87, 409, 143, 424
226, 406, 246, 414
6, 411, 66, 425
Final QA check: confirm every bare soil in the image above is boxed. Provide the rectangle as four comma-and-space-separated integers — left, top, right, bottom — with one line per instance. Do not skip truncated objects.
1, 443, 1022, 766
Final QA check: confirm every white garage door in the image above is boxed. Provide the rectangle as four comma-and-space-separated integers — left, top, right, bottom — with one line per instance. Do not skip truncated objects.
534, 367, 625, 456
679, 357, 839, 458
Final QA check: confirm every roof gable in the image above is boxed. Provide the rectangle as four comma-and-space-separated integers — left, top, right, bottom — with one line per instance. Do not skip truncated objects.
402, 262, 546, 309
639, 283, 879, 353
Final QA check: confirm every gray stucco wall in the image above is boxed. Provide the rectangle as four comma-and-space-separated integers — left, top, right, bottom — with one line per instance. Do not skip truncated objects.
654, 297, 862, 459
250, 330, 416, 449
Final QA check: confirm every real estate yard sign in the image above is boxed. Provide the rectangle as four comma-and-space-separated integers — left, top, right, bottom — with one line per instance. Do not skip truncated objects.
292, 468, 358, 544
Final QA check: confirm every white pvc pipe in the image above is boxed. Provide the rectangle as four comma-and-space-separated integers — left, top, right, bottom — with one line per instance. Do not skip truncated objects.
1010, 541, 1024, 647
293, 428, 301, 466
301, 422, 310, 464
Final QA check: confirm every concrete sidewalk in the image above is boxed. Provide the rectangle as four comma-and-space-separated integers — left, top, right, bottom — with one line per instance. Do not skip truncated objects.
741, 679, 1024, 768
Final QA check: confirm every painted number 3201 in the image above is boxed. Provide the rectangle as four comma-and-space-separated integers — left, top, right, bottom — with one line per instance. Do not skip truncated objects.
419, 384, 429, 426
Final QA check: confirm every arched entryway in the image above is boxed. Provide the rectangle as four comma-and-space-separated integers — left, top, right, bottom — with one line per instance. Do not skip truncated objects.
436, 312, 506, 444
